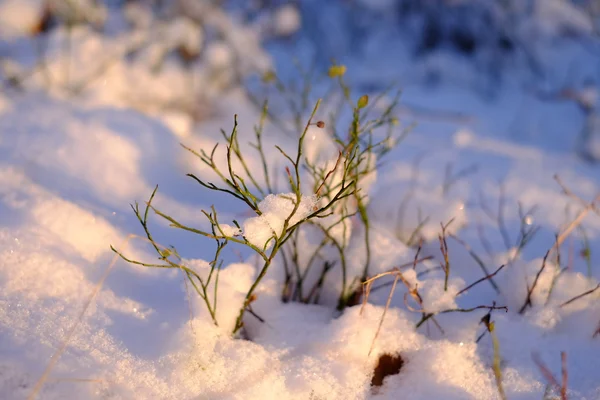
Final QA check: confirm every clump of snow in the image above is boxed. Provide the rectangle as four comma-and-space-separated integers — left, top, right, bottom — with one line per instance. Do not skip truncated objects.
205, 41, 234, 68
314, 213, 353, 246
165, 17, 203, 55
243, 193, 318, 249
416, 276, 463, 314
167, 288, 503, 399
529, 306, 562, 330
123, 0, 153, 29
498, 258, 556, 312
272, 5, 302, 37
369, 171, 468, 245
217, 223, 242, 237
160, 111, 193, 138
303, 125, 339, 166
48, 0, 106, 27
0, 0, 41, 39
453, 128, 475, 147
242, 217, 276, 250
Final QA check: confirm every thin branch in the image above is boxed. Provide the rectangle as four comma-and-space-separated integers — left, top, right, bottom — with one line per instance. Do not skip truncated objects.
519, 250, 550, 314
449, 233, 500, 293
416, 305, 508, 329
559, 284, 600, 308
456, 264, 506, 297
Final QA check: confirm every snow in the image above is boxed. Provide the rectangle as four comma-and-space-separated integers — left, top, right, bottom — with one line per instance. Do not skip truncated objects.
0, 0, 41, 38
1, 1, 600, 399
243, 193, 318, 249
272, 5, 301, 37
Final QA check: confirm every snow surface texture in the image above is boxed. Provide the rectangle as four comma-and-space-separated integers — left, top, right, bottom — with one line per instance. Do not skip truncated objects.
1, 1, 600, 399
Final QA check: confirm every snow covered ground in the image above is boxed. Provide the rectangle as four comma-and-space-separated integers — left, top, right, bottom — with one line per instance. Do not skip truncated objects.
1, 1, 599, 399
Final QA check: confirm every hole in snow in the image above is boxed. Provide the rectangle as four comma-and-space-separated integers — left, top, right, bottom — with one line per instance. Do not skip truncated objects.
371, 352, 404, 387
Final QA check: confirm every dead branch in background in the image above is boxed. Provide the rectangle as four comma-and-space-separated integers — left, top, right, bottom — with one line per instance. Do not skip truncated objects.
532, 352, 568, 400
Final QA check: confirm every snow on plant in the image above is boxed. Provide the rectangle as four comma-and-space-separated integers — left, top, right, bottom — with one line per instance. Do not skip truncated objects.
243, 193, 319, 249
111, 63, 409, 337
268, 68, 407, 310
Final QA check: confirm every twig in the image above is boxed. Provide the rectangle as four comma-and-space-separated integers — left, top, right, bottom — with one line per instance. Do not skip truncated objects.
519, 250, 550, 314
315, 151, 343, 196
412, 239, 423, 270
553, 193, 600, 254
554, 174, 600, 217
439, 219, 454, 291
368, 273, 400, 356
442, 163, 478, 197
449, 233, 499, 293
559, 284, 600, 308
520, 192, 600, 314
456, 264, 506, 297
363, 256, 433, 294
416, 305, 508, 329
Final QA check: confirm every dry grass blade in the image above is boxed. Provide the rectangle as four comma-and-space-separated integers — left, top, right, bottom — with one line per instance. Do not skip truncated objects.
489, 321, 507, 400
554, 175, 600, 217
360, 252, 436, 354
364, 256, 433, 294
368, 274, 400, 356
28, 234, 137, 400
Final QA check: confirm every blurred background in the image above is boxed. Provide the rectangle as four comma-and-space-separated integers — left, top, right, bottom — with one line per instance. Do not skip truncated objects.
1, 0, 600, 160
